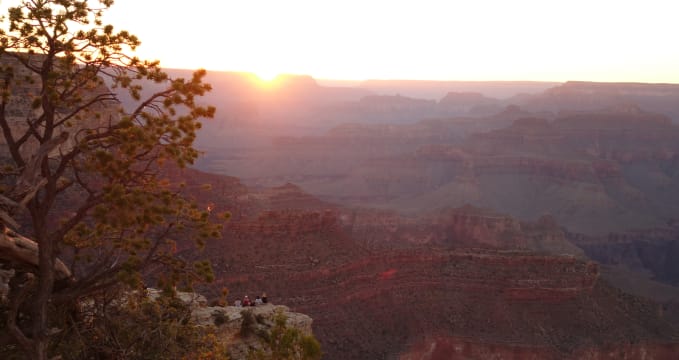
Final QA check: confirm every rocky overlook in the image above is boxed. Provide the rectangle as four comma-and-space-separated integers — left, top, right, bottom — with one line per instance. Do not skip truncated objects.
149, 289, 314, 360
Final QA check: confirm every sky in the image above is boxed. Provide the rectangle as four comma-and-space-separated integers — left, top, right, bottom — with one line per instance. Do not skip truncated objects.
2, 0, 679, 82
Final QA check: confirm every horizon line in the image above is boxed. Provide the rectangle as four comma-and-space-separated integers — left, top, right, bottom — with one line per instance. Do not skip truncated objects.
156, 67, 679, 86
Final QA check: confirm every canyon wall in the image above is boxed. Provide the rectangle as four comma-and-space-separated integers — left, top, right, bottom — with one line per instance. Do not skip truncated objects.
171, 174, 678, 359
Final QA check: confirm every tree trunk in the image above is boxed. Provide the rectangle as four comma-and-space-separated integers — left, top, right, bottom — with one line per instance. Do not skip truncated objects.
30, 45, 58, 360
32, 215, 55, 360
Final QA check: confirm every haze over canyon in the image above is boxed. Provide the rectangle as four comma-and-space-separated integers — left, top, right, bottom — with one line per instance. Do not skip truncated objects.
3, 62, 679, 359
174, 72, 679, 358
3, 1, 679, 359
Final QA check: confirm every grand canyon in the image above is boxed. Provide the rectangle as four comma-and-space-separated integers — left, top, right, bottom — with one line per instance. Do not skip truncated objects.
0, 0, 679, 360
3, 63, 679, 358
2, 2, 679, 358
160, 72, 679, 358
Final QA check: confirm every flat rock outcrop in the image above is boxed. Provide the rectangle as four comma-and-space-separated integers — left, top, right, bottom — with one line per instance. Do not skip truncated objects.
148, 289, 314, 360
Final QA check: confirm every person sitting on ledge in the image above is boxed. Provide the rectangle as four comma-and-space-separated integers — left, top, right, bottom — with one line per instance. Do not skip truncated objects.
234, 299, 242, 307
261, 292, 268, 304
255, 295, 263, 305
242, 295, 251, 307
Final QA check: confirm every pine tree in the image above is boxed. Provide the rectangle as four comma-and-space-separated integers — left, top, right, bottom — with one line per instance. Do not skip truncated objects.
0, 1, 219, 358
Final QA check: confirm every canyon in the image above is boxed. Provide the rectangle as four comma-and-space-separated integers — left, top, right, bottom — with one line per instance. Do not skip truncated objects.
3, 60, 679, 359
178, 76, 679, 358
118, 75, 679, 358
198, 104, 679, 235
173, 168, 679, 359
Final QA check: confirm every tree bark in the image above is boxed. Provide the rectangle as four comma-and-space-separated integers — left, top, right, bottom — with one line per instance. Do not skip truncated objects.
31, 210, 54, 360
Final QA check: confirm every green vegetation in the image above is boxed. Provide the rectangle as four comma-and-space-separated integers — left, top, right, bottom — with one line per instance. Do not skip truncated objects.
0, 0, 221, 358
51, 289, 229, 360
241, 309, 258, 337
248, 310, 322, 360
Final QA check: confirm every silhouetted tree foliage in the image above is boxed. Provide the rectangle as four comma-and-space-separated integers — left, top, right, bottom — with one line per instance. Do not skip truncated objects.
0, 0, 220, 358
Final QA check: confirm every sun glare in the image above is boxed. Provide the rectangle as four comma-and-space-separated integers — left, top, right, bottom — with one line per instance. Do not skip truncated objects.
256, 71, 279, 83
97, 0, 679, 83
251, 71, 283, 90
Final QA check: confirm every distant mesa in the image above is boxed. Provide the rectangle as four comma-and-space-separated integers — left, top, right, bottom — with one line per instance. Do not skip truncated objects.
521, 81, 679, 122
268, 74, 319, 88
559, 80, 679, 92
555, 105, 672, 129
438, 91, 498, 105
358, 94, 436, 109
510, 117, 552, 129
359, 79, 559, 99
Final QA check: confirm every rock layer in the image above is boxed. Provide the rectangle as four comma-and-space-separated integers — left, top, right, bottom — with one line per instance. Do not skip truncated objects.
173, 177, 677, 359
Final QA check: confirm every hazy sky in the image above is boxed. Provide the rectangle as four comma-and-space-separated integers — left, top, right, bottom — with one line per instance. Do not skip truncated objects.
3, 0, 679, 82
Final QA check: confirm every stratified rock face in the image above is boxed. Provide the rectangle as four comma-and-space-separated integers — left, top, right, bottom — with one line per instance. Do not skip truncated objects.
357, 80, 557, 100
438, 92, 501, 115
346, 206, 517, 248
358, 95, 437, 112
319, 93, 499, 126
200, 103, 679, 235
220, 247, 676, 360
400, 337, 679, 360
170, 170, 679, 360
515, 81, 679, 121
468, 106, 678, 161
522, 215, 586, 258
371, 108, 679, 234
180, 172, 580, 256
176, 80, 679, 358
569, 223, 679, 287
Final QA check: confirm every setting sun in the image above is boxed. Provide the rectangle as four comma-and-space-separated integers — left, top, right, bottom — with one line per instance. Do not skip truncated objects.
255, 71, 279, 83
72, 0, 679, 83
